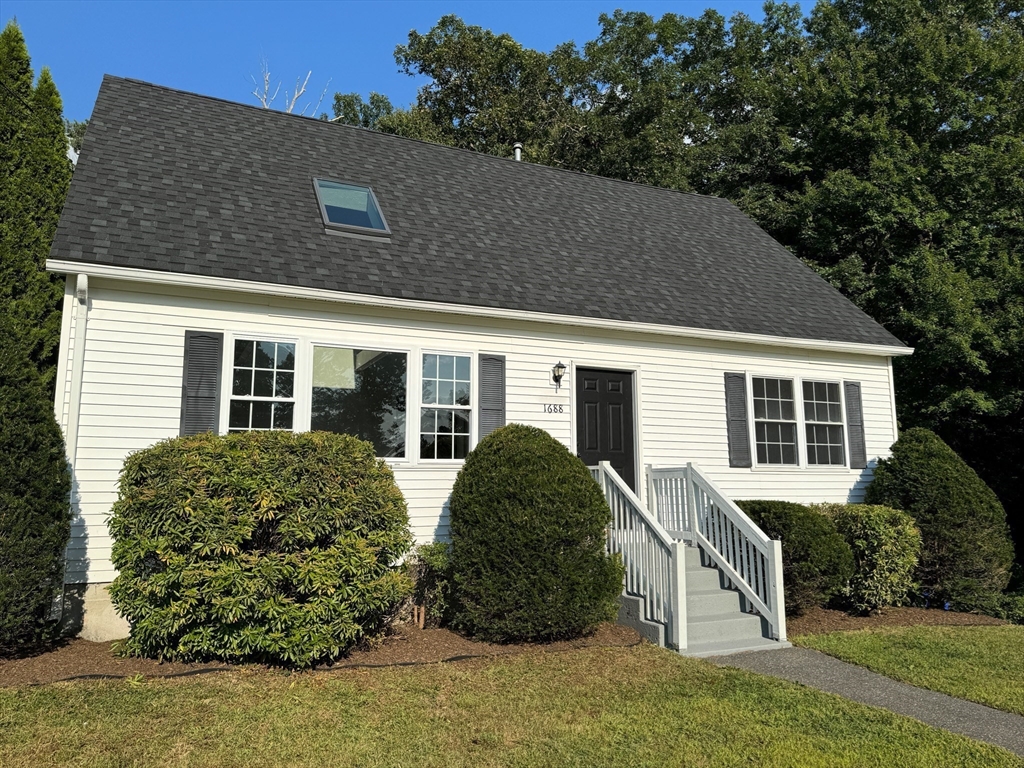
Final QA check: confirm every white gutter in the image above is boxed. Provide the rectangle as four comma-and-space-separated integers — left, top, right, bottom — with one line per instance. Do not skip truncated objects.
46, 259, 913, 358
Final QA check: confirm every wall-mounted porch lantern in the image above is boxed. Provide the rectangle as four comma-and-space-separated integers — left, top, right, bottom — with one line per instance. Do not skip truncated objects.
552, 361, 567, 390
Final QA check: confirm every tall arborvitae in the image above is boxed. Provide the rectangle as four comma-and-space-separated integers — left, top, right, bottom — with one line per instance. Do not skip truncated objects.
0, 21, 33, 178
0, 21, 73, 392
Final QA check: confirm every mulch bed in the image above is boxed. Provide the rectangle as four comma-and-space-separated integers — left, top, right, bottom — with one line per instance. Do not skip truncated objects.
0, 622, 641, 688
2, 607, 1006, 687
787, 606, 1005, 636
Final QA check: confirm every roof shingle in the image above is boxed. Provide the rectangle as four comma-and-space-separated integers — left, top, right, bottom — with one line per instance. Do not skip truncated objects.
50, 76, 904, 348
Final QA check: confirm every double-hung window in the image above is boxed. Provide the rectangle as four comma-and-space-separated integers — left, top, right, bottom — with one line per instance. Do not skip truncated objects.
752, 377, 798, 465
229, 339, 295, 431
803, 381, 845, 465
420, 353, 472, 460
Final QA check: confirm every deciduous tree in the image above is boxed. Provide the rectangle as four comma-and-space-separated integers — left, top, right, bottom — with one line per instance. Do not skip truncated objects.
364, 2, 1023, 558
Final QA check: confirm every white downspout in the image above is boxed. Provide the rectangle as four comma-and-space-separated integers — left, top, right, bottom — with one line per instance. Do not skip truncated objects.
65, 274, 89, 465
51, 274, 89, 623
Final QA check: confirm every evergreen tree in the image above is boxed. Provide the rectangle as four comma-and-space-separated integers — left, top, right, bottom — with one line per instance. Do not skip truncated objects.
0, 20, 73, 392
0, 20, 33, 179
0, 314, 72, 656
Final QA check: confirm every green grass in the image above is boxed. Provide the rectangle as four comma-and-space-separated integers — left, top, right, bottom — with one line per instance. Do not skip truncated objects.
0, 644, 1016, 767
796, 625, 1024, 716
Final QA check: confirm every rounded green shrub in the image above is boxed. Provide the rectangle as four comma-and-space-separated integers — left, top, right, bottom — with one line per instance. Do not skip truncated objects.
0, 323, 72, 656
108, 431, 412, 668
866, 428, 1014, 604
736, 500, 854, 615
448, 424, 624, 642
813, 503, 921, 613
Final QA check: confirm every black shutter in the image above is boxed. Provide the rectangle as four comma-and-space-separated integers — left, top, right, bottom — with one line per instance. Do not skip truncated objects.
478, 354, 506, 440
844, 381, 867, 469
724, 372, 752, 468
179, 331, 224, 436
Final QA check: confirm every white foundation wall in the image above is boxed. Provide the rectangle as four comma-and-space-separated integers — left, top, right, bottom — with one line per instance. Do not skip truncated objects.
61, 278, 898, 585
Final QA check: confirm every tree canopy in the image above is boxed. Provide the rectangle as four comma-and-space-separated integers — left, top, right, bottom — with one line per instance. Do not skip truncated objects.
331, 1, 1024, 562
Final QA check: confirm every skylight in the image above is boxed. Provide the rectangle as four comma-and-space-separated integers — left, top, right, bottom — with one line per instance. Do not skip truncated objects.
313, 178, 390, 236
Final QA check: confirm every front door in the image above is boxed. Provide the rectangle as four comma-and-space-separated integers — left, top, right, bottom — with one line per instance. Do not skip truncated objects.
576, 367, 637, 491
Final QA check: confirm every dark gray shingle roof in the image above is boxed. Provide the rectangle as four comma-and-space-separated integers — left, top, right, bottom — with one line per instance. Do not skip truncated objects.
51, 76, 904, 348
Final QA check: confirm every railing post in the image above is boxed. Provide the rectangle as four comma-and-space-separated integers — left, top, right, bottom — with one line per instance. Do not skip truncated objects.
671, 540, 687, 652
768, 539, 787, 642
645, 463, 655, 519
685, 462, 698, 541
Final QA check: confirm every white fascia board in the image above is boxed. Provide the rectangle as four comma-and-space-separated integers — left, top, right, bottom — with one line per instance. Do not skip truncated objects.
46, 259, 914, 357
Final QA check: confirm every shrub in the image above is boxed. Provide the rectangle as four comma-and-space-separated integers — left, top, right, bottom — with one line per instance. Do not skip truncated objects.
813, 503, 921, 613
736, 500, 854, 615
108, 431, 412, 668
409, 541, 454, 626
0, 323, 72, 656
999, 595, 1024, 625
866, 428, 1014, 604
448, 424, 623, 642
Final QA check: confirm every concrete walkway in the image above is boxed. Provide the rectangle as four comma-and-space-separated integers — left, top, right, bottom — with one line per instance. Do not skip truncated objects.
716, 647, 1024, 757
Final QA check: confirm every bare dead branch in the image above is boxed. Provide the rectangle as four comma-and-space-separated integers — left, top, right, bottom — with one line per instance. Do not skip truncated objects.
284, 71, 312, 114
249, 58, 328, 115
249, 56, 281, 109
305, 78, 332, 117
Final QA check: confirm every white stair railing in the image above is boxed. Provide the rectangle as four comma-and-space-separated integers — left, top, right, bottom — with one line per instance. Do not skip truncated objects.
591, 462, 687, 651
647, 463, 787, 643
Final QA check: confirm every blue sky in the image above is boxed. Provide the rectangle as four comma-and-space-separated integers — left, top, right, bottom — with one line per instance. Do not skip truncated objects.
4, 1, 768, 122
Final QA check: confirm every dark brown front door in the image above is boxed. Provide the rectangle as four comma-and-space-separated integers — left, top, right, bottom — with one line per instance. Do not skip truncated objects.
576, 368, 636, 491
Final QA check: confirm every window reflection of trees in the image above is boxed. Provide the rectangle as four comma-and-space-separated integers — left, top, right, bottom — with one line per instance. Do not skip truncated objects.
311, 351, 407, 457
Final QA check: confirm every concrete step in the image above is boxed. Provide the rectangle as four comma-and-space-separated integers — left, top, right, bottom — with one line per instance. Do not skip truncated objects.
683, 545, 705, 568
687, 611, 764, 645
684, 566, 725, 592
687, 587, 743, 617
683, 636, 791, 658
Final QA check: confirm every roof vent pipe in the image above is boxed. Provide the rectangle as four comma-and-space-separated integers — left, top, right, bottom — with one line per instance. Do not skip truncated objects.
513, 142, 523, 162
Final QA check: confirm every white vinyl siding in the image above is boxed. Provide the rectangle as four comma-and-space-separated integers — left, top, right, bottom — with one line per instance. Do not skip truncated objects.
57, 278, 899, 584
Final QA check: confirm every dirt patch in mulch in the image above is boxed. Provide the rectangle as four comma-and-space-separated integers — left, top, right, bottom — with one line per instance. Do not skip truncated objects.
0, 622, 641, 688
788, 606, 1006, 636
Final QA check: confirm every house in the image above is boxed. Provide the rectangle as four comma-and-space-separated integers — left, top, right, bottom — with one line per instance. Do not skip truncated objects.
47, 76, 910, 649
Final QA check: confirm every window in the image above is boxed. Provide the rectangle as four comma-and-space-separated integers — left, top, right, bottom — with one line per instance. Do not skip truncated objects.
420, 353, 471, 460
310, 346, 407, 458
313, 178, 390, 236
804, 381, 845, 465
752, 377, 797, 465
229, 339, 295, 432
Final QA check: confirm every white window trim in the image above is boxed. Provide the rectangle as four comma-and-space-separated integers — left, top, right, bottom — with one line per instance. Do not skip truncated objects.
418, 349, 477, 464
219, 336, 491, 466
221, 332, 300, 434
801, 378, 849, 468
305, 340, 413, 464
746, 372, 851, 471
748, 374, 800, 469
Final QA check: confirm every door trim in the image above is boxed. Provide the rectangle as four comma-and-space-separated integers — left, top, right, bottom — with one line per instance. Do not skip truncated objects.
570, 360, 644, 501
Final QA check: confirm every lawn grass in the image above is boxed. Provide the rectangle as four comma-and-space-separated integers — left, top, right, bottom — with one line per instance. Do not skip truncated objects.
795, 625, 1024, 716
0, 644, 1016, 767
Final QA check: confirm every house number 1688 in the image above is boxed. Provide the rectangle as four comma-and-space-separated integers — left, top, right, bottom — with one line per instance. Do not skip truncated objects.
543, 404, 565, 414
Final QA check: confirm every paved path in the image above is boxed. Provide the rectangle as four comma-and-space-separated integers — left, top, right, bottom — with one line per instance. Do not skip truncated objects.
716, 647, 1024, 758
